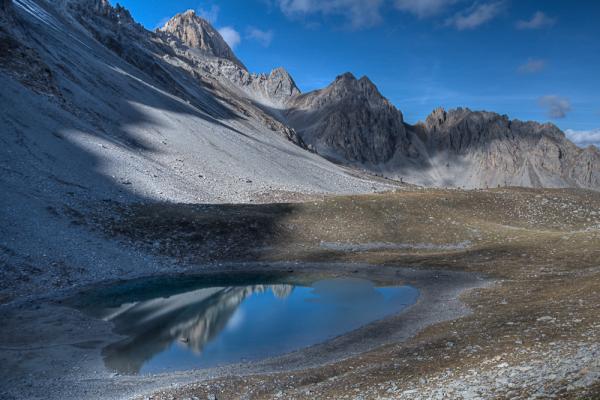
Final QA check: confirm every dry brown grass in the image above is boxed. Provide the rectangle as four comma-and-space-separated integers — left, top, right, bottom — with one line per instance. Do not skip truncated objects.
102, 187, 600, 399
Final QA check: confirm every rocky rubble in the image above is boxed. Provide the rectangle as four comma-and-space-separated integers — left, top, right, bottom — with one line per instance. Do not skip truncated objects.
376, 336, 600, 400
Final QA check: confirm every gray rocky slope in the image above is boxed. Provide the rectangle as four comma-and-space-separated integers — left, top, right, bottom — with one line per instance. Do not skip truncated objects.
0, 0, 393, 301
0, 0, 390, 205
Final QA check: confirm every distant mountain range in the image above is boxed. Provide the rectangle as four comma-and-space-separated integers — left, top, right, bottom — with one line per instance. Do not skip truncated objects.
1, 0, 598, 191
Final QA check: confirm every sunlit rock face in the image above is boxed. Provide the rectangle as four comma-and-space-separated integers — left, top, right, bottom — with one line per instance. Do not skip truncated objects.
158, 10, 245, 69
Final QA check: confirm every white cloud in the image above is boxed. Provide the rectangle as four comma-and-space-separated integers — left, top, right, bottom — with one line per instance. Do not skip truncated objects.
516, 11, 555, 30
218, 26, 241, 49
445, 1, 504, 30
197, 5, 220, 23
538, 95, 571, 119
197, 5, 241, 50
565, 129, 600, 148
276, 0, 384, 29
394, 0, 458, 18
247, 27, 274, 47
517, 58, 546, 74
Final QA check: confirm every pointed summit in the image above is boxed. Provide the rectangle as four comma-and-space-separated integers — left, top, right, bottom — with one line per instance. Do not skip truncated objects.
266, 67, 300, 100
335, 72, 357, 81
159, 10, 245, 69
286, 74, 407, 164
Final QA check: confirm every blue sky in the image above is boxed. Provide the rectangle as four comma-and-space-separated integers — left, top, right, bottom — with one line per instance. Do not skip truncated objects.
117, 0, 599, 145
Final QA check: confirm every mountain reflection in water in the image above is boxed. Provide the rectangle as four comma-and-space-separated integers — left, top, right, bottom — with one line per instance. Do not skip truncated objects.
90, 278, 418, 374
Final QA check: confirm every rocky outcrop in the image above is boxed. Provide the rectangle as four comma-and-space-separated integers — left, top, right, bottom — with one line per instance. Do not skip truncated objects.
285, 73, 412, 163
412, 107, 600, 189
159, 10, 245, 69
209, 63, 300, 107
254, 67, 300, 105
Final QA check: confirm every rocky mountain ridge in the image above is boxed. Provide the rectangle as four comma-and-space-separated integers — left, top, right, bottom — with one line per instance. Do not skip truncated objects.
1, 0, 598, 190
413, 107, 600, 188
282, 73, 599, 190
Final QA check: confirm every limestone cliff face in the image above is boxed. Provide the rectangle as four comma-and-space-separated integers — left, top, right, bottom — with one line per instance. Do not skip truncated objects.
159, 10, 245, 69
285, 73, 410, 163
217, 65, 301, 107
259, 67, 301, 104
416, 107, 600, 189
156, 11, 299, 108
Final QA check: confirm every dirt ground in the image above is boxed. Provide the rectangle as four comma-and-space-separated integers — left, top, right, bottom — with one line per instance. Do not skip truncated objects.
2, 187, 599, 399
98, 187, 600, 399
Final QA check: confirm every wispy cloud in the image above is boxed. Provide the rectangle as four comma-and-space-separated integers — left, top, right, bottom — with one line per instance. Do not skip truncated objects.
517, 58, 546, 74
445, 1, 505, 30
538, 95, 571, 119
197, 4, 220, 23
516, 11, 555, 30
218, 26, 241, 49
246, 27, 274, 47
394, 0, 459, 18
275, 0, 384, 29
565, 128, 600, 148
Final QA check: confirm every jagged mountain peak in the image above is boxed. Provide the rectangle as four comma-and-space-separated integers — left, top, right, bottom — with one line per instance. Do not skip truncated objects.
334, 72, 356, 81
286, 73, 408, 164
324, 72, 388, 105
265, 66, 300, 99
332, 72, 375, 87
297, 72, 394, 113
269, 66, 294, 80
159, 9, 245, 69
425, 107, 565, 141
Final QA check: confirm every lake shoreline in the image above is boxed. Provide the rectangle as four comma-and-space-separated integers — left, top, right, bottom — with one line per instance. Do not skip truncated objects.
0, 263, 489, 400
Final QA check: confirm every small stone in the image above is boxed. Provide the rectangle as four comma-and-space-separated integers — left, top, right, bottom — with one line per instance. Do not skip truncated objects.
536, 316, 554, 322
